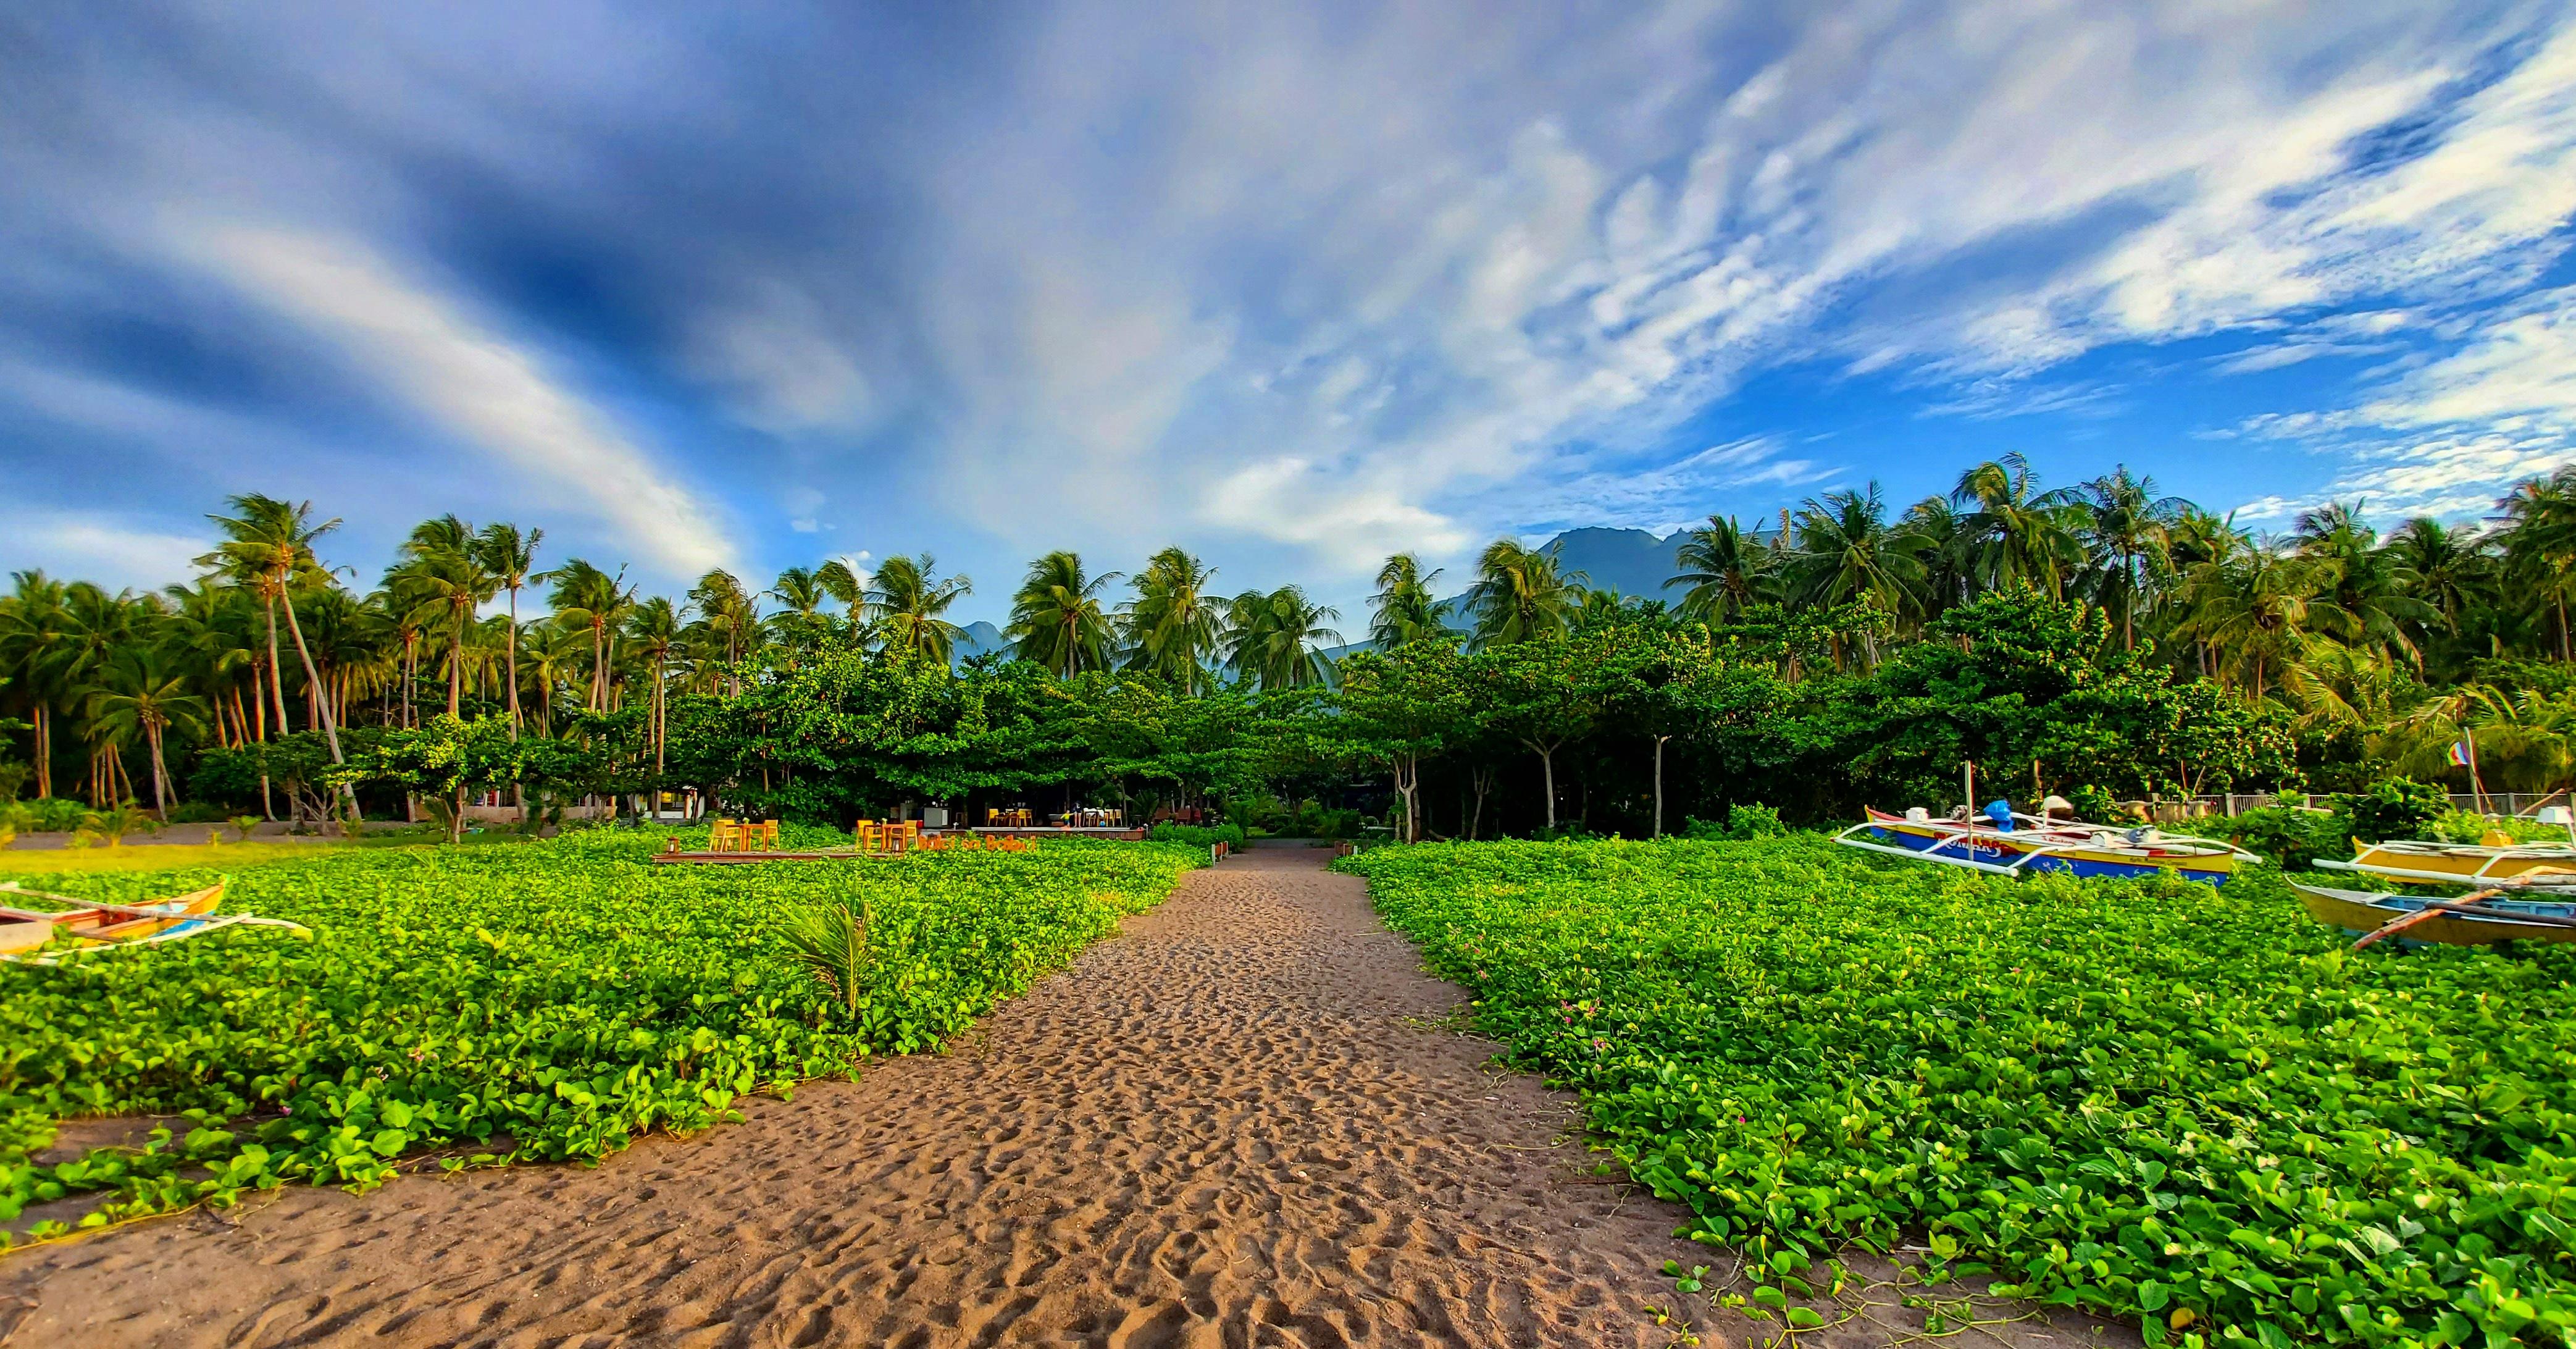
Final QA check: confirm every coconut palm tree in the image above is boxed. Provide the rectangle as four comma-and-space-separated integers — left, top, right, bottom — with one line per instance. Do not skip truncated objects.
1665, 516, 1771, 624
0, 572, 73, 799
159, 579, 256, 748
815, 558, 868, 609
626, 595, 682, 776
1121, 548, 1221, 689
1899, 497, 1976, 621
1367, 553, 1450, 647
2179, 541, 2317, 702
1222, 586, 1343, 689
2499, 467, 2576, 662
1008, 552, 1121, 677
2294, 502, 2433, 668
1784, 484, 1927, 616
685, 569, 759, 694
1464, 540, 1583, 647
86, 650, 206, 817
198, 495, 353, 805
2073, 466, 2185, 649
546, 559, 638, 711
391, 516, 497, 719
472, 523, 542, 737
1952, 453, 2085, 598
867, 555, 975, 666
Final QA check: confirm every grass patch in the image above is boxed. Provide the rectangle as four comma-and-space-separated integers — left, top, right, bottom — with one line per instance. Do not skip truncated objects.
1, 830, 1204, 1245
1339, 836, 2576, 1349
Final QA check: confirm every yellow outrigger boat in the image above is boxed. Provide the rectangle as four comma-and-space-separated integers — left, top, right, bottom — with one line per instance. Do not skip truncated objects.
0, 880, 306, 963
2317, 838, 2576, 886
2293, 881, 2576, 948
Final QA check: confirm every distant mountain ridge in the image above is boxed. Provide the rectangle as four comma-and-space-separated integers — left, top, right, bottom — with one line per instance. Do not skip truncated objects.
951, 620, 1008, 663
1536, 526, 1690, 603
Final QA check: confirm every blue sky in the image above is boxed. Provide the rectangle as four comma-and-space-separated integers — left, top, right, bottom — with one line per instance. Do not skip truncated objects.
2, 1, 2572, 626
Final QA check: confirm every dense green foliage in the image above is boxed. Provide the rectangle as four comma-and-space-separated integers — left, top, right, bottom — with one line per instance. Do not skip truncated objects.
0, 833, 1203, 1242
6, 463, 2572, 839
1342, 838, 2576, 1348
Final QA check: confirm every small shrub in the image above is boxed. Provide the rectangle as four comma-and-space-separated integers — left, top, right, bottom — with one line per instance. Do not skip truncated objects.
778, 901, 874, 1018
2062, 784, 2124, 822
1723, 802, 1787, 839
20, 798, 90, 833
2428, 810, 2571, 846
74, 802, 159, 849
2180, 805, 2346, 870
1147, 822, 1246, 849
2332, 777, 2446, 843
1680, 816, 1728, 841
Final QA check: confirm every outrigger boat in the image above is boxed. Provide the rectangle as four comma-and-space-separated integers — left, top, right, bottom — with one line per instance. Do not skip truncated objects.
2315, 837, 2576, 886
0, 880, 306, 963
2292, 880, 2576, 949
1835, 805, 2257, 884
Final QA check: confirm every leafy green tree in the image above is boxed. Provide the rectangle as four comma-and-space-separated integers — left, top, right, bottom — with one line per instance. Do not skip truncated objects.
351, 715, 540, 843
1465, 636, 1609, 831
1334, 641, 1472, 841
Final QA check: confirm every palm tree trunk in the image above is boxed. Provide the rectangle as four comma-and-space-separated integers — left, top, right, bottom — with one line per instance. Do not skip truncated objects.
31, 704, 49, 800
506, 586, 522, 738
448, 626, 464, 719
263, 594, 290, 733
1653, 734, 1668, 839
654, 657, 667, 778
1537, 744, 1557, 831
146, 722, 170, 817
275, 576, 353, 825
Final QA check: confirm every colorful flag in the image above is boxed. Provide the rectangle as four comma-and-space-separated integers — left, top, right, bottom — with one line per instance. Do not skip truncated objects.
2449, 739, 2473, 767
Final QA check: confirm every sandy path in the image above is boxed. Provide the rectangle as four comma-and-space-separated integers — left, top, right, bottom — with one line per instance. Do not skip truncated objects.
4, 848, 1726, 1347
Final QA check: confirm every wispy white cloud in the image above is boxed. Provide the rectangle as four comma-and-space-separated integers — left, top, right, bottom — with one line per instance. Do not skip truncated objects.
687, 279, 874, 435
2211, 284, 2576, 519
183, 224, 736, 577
0, 508, 210, 593
1, 0, 2571, 599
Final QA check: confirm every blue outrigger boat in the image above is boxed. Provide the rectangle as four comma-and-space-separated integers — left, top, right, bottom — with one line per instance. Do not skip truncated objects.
1834, 805, 2259, 885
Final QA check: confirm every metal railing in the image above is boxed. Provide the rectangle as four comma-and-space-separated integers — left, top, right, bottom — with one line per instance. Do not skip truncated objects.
2164, 791, 2568, 819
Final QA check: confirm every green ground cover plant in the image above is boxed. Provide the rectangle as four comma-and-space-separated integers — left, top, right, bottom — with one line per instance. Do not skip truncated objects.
1340, 836, 2576, 1348
1, 830, 1202, 1245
